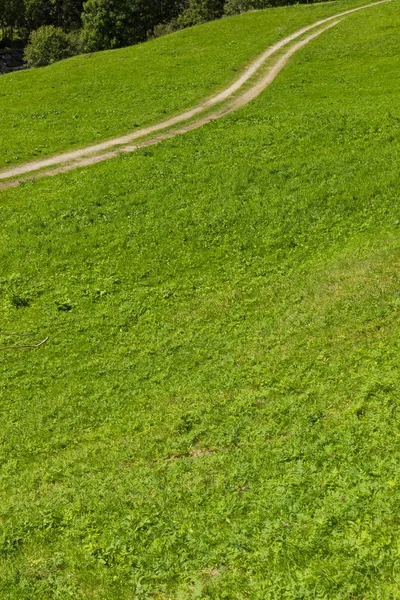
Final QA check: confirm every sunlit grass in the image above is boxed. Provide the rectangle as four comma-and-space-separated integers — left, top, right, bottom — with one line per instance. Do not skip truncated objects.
1, 1, 400, 597
0, 0, 372, 169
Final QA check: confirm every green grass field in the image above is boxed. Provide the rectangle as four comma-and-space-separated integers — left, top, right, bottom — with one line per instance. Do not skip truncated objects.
2, 0, 400, 598
0, 0, 375, 170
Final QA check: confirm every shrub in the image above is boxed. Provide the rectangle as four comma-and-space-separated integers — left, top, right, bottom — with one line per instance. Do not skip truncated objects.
177, 0, 225, 28
223, 0, 256, 15
24, 25, 76, 67
223, 0, 274, 15
151, 19, 180, 39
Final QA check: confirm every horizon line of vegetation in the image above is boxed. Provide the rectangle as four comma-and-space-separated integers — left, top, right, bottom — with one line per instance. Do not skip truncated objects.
2, 0, 340, 69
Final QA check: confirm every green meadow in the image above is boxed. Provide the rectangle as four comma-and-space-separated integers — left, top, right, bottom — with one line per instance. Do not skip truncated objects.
1, 0, 400, 598
0, 0, 374, 169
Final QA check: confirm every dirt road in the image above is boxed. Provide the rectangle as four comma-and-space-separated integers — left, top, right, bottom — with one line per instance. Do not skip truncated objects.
0, 0, 390, 190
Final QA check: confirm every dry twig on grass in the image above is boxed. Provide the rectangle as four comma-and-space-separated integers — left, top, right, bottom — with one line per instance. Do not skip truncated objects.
0, 332, 49, 351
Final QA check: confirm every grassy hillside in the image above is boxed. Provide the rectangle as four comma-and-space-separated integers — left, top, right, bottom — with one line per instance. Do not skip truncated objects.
0, 0, 374, 170
1, 0, 400, 598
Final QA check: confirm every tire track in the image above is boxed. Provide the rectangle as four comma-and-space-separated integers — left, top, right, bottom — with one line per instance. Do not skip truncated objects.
0, 0, 390, 190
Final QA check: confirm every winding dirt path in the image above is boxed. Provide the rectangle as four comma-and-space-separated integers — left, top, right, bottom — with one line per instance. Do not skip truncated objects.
0, 0, 390, 190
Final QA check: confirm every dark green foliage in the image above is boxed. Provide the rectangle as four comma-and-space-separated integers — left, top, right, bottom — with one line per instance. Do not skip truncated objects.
177, 0, 225, 27
0, 0, 25, 40
151, 19, 180, 38
10, 294, 31, 308
0, 0, 84, 47
0, 0, 337, 58
81, 0, 183, 50
24, 0, 84, 31
80, 0, 245, 50
23, 25, 76, 67
81, 0, 143, 50
223, 0, 258, 16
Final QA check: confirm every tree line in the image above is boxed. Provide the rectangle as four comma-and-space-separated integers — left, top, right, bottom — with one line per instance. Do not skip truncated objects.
0, 0, 326, 64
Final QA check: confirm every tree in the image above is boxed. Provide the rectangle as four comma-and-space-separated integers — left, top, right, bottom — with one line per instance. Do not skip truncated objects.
24, 0, 84, 32
0, 0, 25, 40
81, 0, 183, 51
23, 24, 75, 66
82, 0, 141, 51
